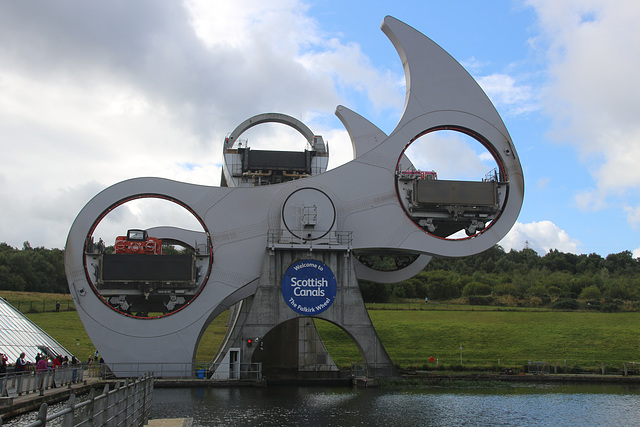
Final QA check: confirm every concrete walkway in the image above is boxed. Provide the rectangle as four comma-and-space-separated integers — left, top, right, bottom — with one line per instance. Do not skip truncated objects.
0, 376, 104, 422
1, 377, 192, 426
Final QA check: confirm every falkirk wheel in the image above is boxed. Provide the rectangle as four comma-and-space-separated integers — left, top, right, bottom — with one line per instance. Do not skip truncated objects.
65, 16, 524, 379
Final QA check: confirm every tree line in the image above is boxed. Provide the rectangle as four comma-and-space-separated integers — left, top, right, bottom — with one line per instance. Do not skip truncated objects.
359, 246, 640, 310
1, 241, 639, 310
0, 242, 67, 294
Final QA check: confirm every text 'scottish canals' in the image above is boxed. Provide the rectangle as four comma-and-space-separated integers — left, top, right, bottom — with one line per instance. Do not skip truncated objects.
281, 260, 337, 315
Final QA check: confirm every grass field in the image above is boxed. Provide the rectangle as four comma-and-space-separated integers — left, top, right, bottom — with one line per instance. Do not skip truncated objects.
22, 310, 230, 364
313, 310, 640, 370
21, 308, 640, 372
1, 291, 74, 303
370, 310, 640, 369
2, 291, 74, 313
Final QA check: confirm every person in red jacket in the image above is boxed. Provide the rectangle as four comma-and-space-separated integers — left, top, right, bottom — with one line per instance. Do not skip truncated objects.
52, 355, 62, 369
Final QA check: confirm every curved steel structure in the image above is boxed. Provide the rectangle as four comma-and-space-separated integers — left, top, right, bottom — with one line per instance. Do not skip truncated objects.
65, 16, 523, 375
224, 112, 321, 151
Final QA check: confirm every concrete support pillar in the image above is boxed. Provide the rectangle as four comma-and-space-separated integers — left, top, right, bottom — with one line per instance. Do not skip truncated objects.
220, 248, 398, 378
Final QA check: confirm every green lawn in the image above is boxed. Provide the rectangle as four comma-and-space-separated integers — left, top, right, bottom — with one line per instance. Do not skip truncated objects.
24, 309, 640, 371
368, 310, 640, 369
25, 311, 97, 362
24, 310, 230, 364
3, 291, 74, 313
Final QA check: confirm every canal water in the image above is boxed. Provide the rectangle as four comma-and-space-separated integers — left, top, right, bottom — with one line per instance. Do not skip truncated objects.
150, 383, 640, 426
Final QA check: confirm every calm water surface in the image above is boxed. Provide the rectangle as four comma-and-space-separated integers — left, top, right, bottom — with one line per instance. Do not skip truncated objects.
150, 383, 640, 426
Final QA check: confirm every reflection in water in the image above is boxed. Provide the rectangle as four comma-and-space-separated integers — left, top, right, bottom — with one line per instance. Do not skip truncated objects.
151, 384, 640, 426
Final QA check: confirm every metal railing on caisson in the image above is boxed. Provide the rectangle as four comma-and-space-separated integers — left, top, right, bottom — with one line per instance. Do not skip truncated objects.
22, 374, 153, 427
1, 365, 87, 397
96, 362, 263, 380
208, 362, 263, 380
94, 362, 208, 379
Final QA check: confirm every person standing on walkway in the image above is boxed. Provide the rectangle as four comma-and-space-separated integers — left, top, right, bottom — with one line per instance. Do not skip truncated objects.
52, 355, 62, 369
15, 352, 27, 374
0, 353, 7, 376
71, 355, 79, 382
36, 357, 48, 373
36, 356, 48, 389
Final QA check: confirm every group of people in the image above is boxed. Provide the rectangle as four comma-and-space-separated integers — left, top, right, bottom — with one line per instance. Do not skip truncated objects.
35, 353, 79, 372
0, 351, 81, 375
0, 352, 29, 375
87, 350, 104, 365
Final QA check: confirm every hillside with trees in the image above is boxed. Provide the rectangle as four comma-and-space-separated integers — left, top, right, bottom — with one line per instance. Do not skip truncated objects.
359, 245, 640, 311
0, 242, 67, 294
1, 241, 639, 311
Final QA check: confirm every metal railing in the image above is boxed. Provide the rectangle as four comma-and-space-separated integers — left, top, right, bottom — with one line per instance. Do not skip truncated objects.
23, 374, 153, 427
98, 362, 263, 380
1, 365, 86, 397
209, 362, 262, 380
527, 361, 550, 374
267, 230, 352, 250
96, 362, 208, 379
3, 300, 75, 314
351, 364, 367, 379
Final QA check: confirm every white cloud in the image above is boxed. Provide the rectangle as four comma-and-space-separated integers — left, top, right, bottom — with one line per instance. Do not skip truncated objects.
624, 205, 640, 229
574, 188, 608, 212
536, 177, 550, 190
0, 0, 395, 249
499, 220, 581, 255
185, 0, 314, 51
404, 131, 494, 181
460, 57, 490, 74
0, 180, 104, 250
527, 0, 640, 194
298, 40, 404, 114
322, 129, 353, 170
477, 73, 537, 116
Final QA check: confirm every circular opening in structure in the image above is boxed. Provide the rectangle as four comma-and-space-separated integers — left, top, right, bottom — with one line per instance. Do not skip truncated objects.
223, 118, 328, 187
236, 123, 311, 151
396, 127, 506, 239
84, 195, 212, 319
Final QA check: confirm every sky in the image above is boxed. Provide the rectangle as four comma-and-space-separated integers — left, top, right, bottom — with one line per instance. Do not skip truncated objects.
1, 0, 640, 258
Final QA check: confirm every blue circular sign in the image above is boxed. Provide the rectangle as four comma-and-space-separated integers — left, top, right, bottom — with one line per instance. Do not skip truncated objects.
282, 259, 337, 315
